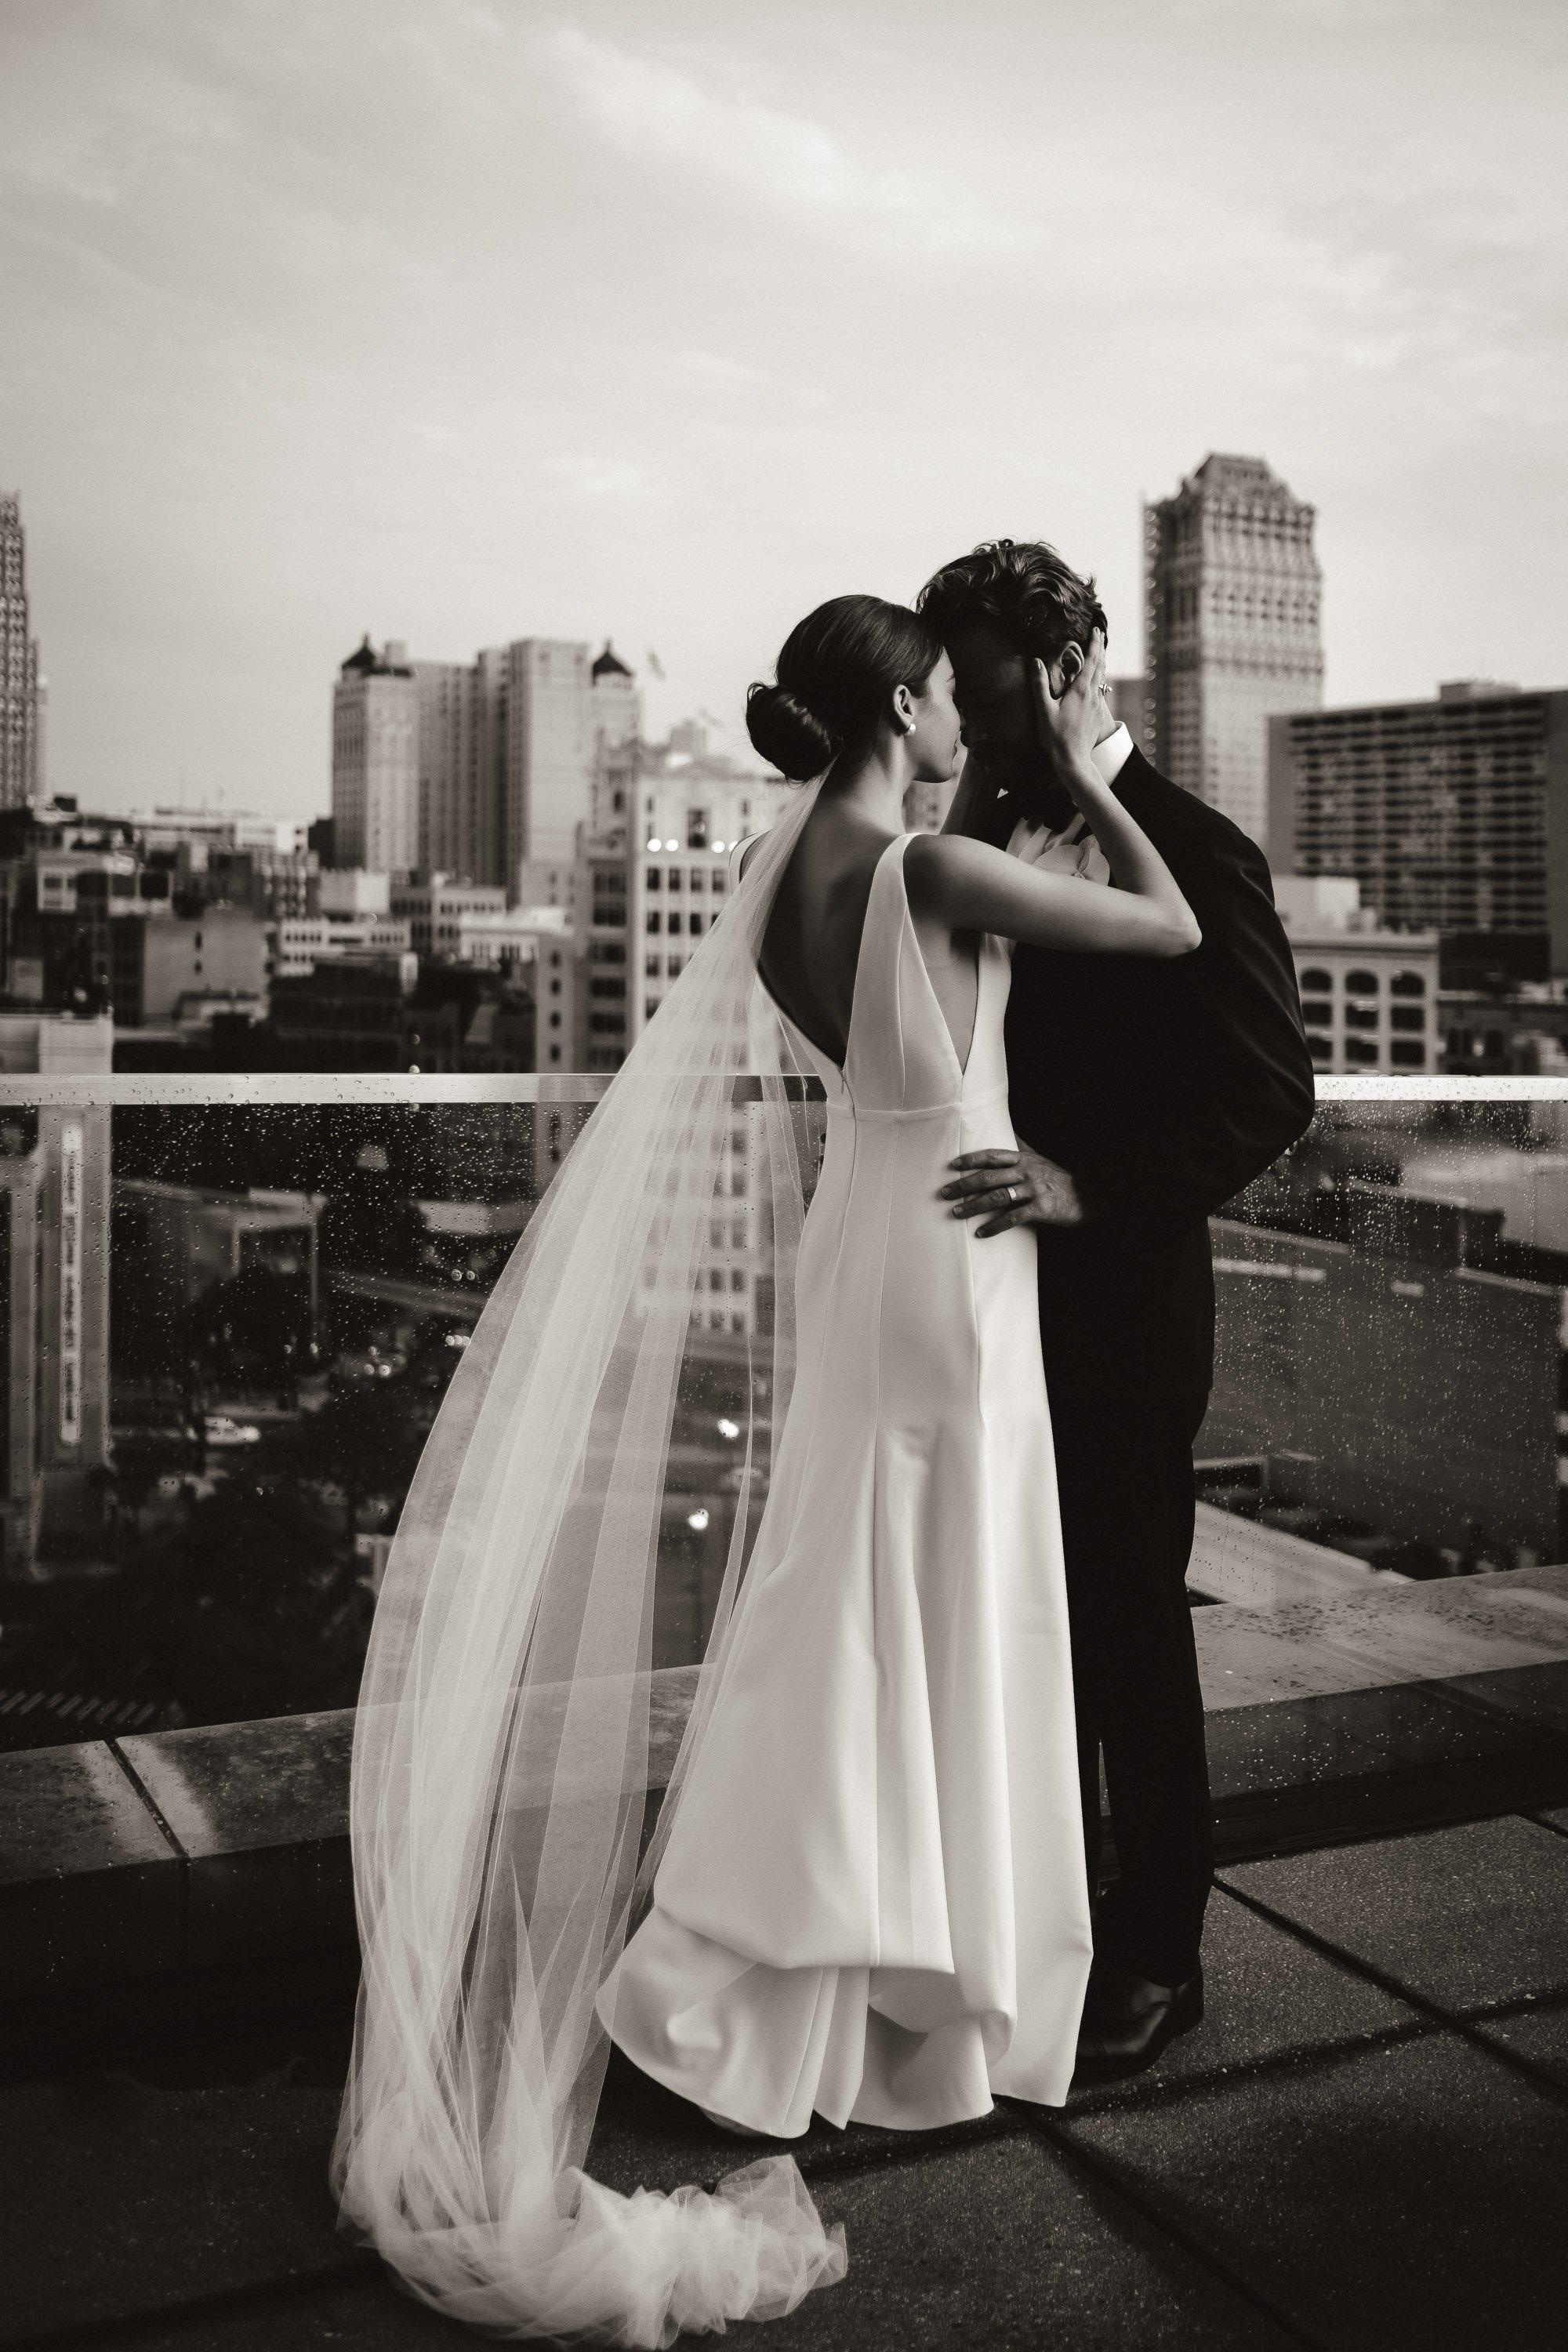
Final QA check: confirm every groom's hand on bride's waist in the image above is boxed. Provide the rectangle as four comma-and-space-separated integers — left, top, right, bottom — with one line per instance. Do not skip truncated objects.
940, 1145, 1085, 1236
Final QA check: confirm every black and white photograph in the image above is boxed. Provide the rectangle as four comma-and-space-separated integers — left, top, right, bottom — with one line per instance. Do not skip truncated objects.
2, 3, 1566, 2345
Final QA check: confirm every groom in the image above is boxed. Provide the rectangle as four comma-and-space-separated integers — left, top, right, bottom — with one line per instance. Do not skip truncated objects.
918, 541, 1315, 2082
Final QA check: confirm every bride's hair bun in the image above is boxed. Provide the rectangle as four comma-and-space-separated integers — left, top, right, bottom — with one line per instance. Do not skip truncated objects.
745, 682, 839, 783
745, 594, 944, 786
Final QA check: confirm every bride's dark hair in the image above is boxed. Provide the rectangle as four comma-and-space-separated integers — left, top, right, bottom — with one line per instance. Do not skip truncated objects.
746, 594, 944, 782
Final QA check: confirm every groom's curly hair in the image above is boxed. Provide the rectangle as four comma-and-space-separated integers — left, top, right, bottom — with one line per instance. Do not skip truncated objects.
917, 539, 1108, 664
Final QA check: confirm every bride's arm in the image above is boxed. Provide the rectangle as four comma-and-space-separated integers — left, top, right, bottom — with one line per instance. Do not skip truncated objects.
909, 828, 1198, 957
909, 633, 1200, 957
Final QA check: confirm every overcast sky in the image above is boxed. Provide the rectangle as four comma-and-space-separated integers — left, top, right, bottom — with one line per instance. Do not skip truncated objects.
2, 0, 1564, 816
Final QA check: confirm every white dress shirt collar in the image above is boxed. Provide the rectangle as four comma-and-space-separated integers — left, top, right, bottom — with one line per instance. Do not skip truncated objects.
1093, 722, 1134, 786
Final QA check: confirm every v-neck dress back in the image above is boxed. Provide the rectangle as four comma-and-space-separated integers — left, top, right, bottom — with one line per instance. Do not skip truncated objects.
597, 832, 1093, 2132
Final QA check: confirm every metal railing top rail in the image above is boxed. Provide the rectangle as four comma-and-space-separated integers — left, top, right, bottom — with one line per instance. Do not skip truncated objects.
0, 1073, 1564, 1106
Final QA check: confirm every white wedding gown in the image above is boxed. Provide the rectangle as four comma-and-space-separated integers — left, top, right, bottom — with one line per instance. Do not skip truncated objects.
598, 831, 1094, 2135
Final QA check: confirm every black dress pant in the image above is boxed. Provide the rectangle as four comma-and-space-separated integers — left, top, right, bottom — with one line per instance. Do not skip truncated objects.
1036, 1224, 1215, 1987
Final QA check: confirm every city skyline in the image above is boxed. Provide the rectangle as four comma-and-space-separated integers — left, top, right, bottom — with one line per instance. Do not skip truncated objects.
2, 0, 1565, 818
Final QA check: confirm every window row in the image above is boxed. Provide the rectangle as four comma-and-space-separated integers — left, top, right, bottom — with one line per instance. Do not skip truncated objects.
644, 867, 725, 893
1298, 967, 1428, 997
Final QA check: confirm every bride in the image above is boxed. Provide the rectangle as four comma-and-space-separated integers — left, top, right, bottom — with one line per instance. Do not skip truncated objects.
331, 593, 1200, 2344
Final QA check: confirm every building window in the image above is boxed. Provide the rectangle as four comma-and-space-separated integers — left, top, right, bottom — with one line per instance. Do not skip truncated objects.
687, 810, 709, 851
647, 910, 661, 935
1306, 1033, 1334, 1065
1390, 1005, 1426, 1033
1345, 969, 1380, 996
689, 913, 703, 937
1390, 971, 1427, 997
1345, 1003, 1379, 1030
1344, 1036, 1379, 1065
645, 953, 661, 976
667, 869, 682, 892
1389, 1040, 1427, 1067
668, 912, 682, 935
645, 867, 661, 890
1301, 968, 1333, 993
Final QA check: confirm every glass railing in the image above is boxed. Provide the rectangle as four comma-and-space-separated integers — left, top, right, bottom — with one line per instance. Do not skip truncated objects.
2, 1073, 1566, 1849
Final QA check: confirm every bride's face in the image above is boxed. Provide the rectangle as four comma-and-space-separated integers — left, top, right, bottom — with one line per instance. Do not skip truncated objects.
907, 655, 963, 784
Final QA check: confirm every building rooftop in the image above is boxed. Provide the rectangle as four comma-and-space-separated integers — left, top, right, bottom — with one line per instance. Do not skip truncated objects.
4, 1561, 1566, 2348
593, 640, 633, 680
339, 637, 412, 680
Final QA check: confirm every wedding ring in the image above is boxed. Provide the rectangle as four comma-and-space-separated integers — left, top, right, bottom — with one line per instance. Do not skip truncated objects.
1009, 1183, 1023, 1207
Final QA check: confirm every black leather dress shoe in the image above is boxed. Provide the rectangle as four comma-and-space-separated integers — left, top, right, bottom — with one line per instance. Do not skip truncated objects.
1072, 1959, 1204, 2085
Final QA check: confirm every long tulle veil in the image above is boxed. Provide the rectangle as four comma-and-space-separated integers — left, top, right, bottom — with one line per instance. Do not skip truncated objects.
330, 774, 849, 2343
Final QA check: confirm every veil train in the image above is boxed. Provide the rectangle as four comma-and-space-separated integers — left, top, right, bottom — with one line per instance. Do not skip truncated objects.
330, 775, 849, 2343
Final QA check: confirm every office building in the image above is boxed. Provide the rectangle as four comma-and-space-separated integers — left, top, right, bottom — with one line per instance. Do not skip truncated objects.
0, 1014, 112, 1571
1269, 682, 1568, 983
590, 642, 640, 752
1274, 877, 1439, 1073
342, 638, 643, 901
1108, 673, 1155, 754
411, 657, 480, 882
499, 638, 597, 882
581, 739, 789, 1072
0, 495, 42, 809
270, 913, 412, 981
332, 638, 419, 873
1145, 452, 1323, 841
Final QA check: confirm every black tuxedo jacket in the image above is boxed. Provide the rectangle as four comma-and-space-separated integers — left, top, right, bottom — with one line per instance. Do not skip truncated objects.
979, 748, 1316, 1433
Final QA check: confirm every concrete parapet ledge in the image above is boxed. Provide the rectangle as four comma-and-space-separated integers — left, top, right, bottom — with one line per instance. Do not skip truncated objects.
3, 1570, 1567, 2003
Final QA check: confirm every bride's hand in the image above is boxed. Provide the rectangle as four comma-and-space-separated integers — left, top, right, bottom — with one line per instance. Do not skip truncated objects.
1030, 629, 1109, 787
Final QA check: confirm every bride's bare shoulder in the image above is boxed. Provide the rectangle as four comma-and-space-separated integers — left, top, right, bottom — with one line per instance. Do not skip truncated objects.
902, 828, 1007, 912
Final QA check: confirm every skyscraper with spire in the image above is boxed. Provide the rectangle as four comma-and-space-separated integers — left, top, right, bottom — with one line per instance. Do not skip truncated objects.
0, 493, 42, 808
1144, 454, 1323, 847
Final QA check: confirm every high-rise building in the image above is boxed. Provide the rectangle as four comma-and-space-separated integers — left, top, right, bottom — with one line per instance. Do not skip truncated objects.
0, 494, 42, 809
1107, 673, 1155, 754
332, 638, 419, 873
1268, 682, 1568, 984
590, 642, 640, 753
345, 637, 641, 900
1144, 453, 1323, 842
501, 638, 595, 884
0, 1014, 113, 1573
411, 658, 480, 882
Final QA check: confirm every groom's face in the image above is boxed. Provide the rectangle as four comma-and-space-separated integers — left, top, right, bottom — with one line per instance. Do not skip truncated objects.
944, 619, 1052, 800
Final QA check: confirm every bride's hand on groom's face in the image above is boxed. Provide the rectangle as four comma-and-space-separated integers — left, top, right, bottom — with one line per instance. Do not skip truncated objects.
1031, 629, 1109, 782
939, 1145, 1085, 1236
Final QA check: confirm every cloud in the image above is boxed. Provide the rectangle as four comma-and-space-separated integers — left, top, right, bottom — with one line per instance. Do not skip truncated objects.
536, 24, 1032, 258
545, 456, 663, 502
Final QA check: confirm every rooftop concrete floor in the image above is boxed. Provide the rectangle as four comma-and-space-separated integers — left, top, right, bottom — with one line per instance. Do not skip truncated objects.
4, 1806, 1566, 2352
